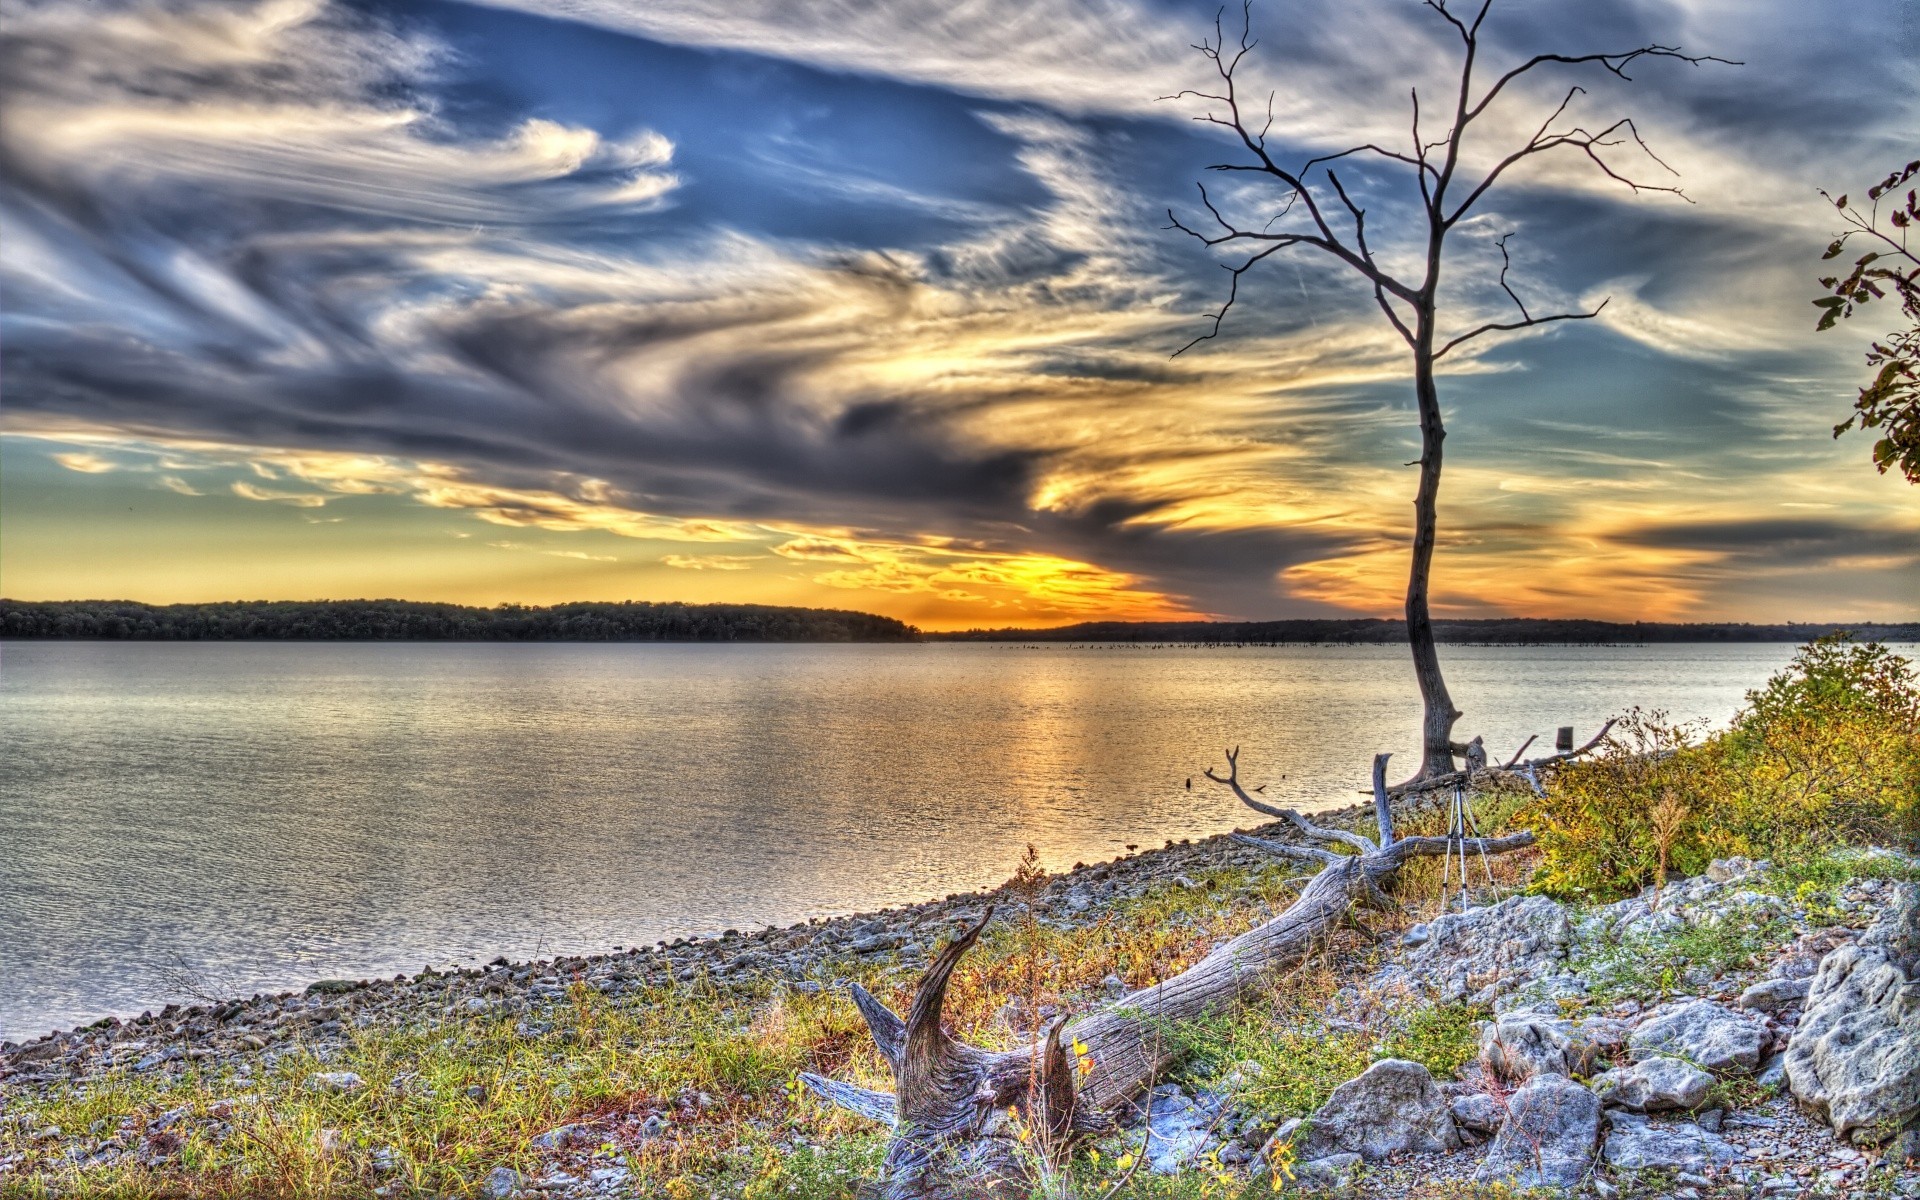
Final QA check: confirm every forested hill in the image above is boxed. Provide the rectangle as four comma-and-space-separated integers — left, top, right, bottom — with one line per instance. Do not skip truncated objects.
0, 600, 920, 642
931, 618, 1920, 644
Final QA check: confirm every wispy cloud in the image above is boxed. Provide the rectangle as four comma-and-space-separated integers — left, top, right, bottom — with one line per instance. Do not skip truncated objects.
231, 480, 328, 507
661, 553, 759, 570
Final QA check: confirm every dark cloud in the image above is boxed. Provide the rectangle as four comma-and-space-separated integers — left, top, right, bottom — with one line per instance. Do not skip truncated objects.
1614, 518, 1920, 568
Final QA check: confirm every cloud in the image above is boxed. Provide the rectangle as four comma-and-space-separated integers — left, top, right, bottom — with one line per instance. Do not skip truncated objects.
158, 475, 201, 495
231, 480, 328, 507
468, 0, 1201, 115
661, 553, 759, 570
1, 1, 679, 231
51, 451, 115, 473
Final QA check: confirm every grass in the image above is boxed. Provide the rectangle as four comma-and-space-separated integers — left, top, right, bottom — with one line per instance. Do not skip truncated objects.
1381, 1003, 1487, 1081
1573, 909, 1789, 1006
0, 860, 1327, 1200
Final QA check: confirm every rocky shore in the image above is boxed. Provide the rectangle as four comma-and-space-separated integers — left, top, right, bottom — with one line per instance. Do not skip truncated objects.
0, 829, 1281, 1088
4, 819, 1919, 1199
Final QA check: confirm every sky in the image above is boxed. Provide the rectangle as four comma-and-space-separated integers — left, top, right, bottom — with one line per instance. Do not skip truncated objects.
2, 0, 1917, 630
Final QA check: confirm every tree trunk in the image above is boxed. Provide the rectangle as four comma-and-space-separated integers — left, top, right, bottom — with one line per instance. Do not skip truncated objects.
1407, 329, 1462, 781
802, 758, 1533, 1199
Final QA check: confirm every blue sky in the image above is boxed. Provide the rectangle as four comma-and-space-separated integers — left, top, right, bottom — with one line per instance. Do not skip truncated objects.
2, 0, 1916, 627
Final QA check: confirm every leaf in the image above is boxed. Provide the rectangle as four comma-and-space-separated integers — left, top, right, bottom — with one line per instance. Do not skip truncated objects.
1813, 296, 1847, 308
1835, 194, 1848, 209
1823, 240, 1846, 260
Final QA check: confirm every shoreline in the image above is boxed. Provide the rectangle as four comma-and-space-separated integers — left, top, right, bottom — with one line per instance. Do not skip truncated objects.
0, 814, 1322, 1068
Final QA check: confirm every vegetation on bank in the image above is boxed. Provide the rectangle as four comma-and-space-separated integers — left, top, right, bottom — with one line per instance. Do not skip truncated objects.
0, 601, 920, 644
1526, 635, 1920, 900
5, 635, 1918, 1199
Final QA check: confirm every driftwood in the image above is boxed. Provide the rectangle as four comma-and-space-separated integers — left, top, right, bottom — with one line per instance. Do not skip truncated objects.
1380, 717, 1619, 799
801, 749, 1535, 1198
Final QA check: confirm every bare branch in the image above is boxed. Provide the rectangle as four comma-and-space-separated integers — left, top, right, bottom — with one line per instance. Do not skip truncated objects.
1300, 142, 1434, 178
1450, 115, 1690, 229
1434, 297, 1608, 360
1494, 232, 1529, 321
1229, 832, 1341, 865
1500, 734, 1538, 769
1371, 752, 1395, 847
1382, 829, 1536, 864
800, 1074, 899, 1125
852, 984, 907, 1072
1390, 716, 1618, 797
1205, 747, 1378, 853
1467, 46, 1741, 126
1169, 241, 1290, 355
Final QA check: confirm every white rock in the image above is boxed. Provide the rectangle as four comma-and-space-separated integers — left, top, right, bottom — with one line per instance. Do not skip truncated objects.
1591, 1056, 1715, 1112
1602, 1111, 1742, 1173
1785, 882, 1920, 1142
1629, 1000, 1767, 1074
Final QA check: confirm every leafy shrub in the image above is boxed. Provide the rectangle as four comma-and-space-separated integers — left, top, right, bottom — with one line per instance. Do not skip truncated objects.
1521, 708, 1724, 900
1715, 636, 1920, 854
1525, 636, 1920, 900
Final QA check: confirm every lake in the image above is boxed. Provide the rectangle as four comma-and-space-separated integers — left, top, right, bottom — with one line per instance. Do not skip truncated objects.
0, 639, 1830, 1040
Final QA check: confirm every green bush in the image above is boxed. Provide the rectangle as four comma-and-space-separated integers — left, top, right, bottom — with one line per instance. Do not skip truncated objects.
1525, 636, 1920, 900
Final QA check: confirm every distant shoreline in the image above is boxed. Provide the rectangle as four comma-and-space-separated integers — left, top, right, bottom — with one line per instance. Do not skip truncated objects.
932, 617, 1920, 644
2, 601, 1914, 644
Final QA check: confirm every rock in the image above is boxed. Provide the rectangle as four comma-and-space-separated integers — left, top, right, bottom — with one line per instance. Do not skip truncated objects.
1886, 1125, 1920, 1166
305, 1071, 365, 1094
1739, 978, 1811, 1012
1450, 1092, 1505, 1134
1602, 1111, 1742, 1173
1755, 1053, 1787, 1090
1479, 1013, 1610, 1083
1472, 1073, 1601, 1190
1384, 894, 1572, 1006
1297, 1059, 1459, 1161
1629, 1001, 1767, 1074
1063, 886, 1094, 914
530, 1124, 580, 1150
1141, 1086, 1212, 1174
1292, 1152, 1361, 1191
1591, 1056, 1714, 1112
1707, 858, 1760, 885
1784, 882, 1920, 1143
482, 1166, 523, 1199
305, 980, 361, 996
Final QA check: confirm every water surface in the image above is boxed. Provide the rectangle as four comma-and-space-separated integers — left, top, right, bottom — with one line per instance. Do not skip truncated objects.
0, 640, 1825, 1039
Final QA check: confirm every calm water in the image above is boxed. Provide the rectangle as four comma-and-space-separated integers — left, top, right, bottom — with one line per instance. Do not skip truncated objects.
0, 639, 1831, 1040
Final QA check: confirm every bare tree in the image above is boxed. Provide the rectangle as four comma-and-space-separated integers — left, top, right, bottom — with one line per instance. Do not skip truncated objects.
1167, 0, 1730, 783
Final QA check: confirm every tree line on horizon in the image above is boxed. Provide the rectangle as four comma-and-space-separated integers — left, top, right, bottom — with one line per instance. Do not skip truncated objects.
0, 599, 921, 643
930, 617, 1920, 644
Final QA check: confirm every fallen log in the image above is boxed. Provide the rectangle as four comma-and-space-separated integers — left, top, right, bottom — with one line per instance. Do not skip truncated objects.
801, 750, 1536, 1198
